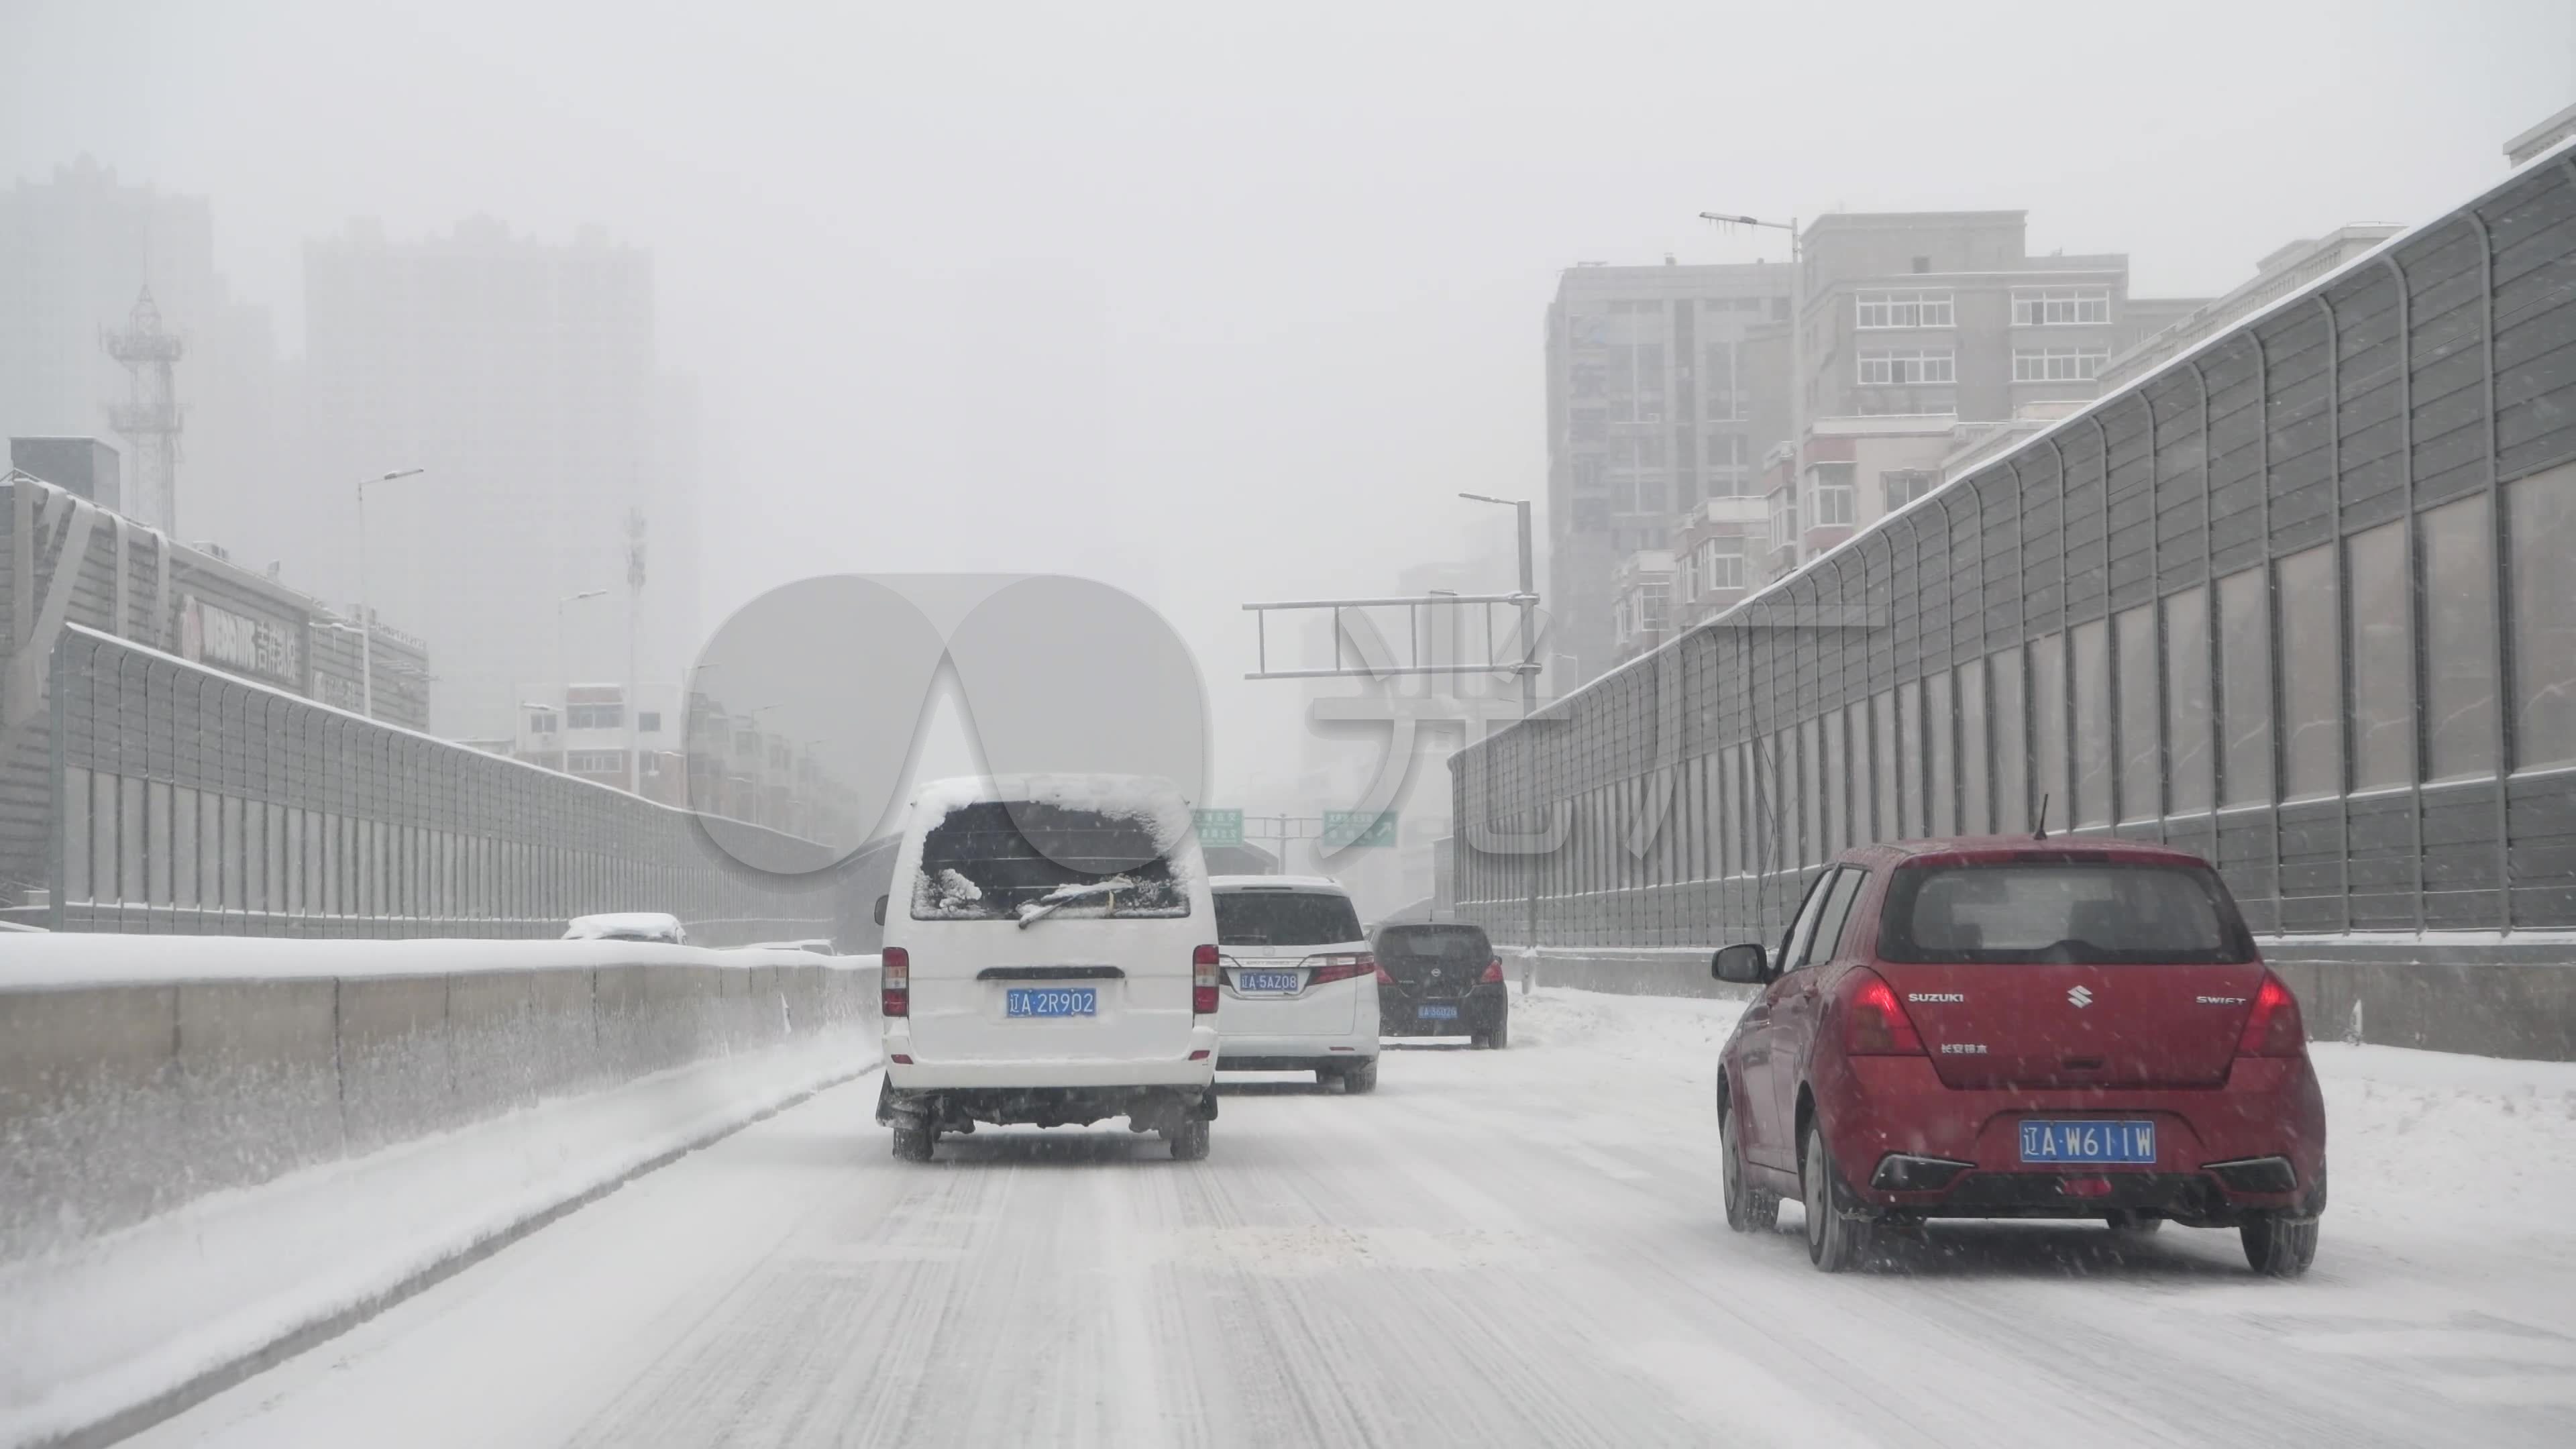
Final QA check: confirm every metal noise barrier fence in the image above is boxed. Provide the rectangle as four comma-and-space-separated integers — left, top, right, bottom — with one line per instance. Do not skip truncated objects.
22, 626, 848, 941
0, 944, 882, 1267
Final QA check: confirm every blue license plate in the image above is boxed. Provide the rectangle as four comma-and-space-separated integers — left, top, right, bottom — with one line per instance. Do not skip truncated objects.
1417, 1004, 1460, 1020
2018, 1120, 2155, 1165
1237, 971, 1301, 994
1006, 987, 1097, 1018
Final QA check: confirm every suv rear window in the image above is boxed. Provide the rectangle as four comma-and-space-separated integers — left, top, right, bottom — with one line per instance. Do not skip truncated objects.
1877, 861, 2255, 965
1375, 925, 1493, 971
911, 801, 1191, 921
1215, 890, 1362, 947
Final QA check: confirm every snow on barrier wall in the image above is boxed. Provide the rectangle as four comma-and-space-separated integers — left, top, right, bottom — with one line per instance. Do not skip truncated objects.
0, 937, 878, 1267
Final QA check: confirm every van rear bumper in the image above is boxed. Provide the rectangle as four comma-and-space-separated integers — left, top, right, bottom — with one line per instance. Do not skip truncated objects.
883, 1024, 1220, 1091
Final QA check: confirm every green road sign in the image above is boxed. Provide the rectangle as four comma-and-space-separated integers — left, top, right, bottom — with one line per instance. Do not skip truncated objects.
1320, 809, 1397, 849
1194, 809, 1244, 847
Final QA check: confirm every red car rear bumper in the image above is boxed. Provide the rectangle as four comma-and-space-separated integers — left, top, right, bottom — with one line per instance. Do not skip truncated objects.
1817, 1054, 2327, 1222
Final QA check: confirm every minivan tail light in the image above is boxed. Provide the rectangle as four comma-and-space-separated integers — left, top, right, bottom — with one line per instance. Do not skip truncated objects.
1481, 957, 1505, 984
1193, 943, 1220, 1015
881, 946, 909, 1019
1305, 952, 1377, 987
1843, 973, 1925, 1056
2236, 973, 2305, 1057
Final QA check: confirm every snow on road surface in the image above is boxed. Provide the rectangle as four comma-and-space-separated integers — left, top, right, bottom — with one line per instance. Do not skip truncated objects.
134, 991, 2576, 1448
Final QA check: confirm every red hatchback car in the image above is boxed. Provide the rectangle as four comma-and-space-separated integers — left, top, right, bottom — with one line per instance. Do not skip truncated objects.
1711, 837, 2326, 1275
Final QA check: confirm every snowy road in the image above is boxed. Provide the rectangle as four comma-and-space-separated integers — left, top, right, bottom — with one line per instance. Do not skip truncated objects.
137, 991, 2576, 1448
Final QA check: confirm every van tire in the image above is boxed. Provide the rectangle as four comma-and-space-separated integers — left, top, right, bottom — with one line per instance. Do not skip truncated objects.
1168, 1114, 1210, 1161
1340, 1059, 1380, 1094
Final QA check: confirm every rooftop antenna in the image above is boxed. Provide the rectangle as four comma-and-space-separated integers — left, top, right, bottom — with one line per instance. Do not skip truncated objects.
2033, 792, 2051, 840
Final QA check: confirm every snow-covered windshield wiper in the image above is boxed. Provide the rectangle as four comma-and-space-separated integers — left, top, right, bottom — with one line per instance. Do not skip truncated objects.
1015, 880, 1128, 930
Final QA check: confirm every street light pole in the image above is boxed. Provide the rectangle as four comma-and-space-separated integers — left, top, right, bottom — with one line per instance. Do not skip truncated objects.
354, 467, 425, 719
1699, 211, 1803, 551
1460, 491, 1542, 990
557, 589, 608, 715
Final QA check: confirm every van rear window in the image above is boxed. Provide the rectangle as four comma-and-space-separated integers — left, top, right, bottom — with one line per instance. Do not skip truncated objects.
911, 801, 1191, 922
1877, 862, 2255, 965
1216, 891, 1362, 947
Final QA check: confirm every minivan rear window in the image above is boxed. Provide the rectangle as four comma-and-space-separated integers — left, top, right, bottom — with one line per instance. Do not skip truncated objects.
1877, 862, 2255, 965
1216, 890, 1362, 947
911, 801, 1191, 922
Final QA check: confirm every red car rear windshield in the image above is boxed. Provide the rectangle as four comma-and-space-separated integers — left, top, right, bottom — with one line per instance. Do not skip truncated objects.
1877, 861, 2256, 965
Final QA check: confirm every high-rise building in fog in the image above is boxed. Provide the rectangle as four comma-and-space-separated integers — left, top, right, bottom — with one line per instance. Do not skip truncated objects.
0, 156, 292, 550
1542, 260, 1796, 690
299, 217, 700, 739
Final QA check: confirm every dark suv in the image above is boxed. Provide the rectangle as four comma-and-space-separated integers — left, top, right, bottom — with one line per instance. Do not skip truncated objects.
1373, 923, 1509, 1049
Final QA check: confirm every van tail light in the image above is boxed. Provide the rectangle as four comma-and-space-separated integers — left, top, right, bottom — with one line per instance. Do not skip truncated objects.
1843, 972, 1925, 1056
1305, 952, 1377, 987
881, 946, 909, 1019
1481, 957, 1505, 985
2236, 973, 2306, 1057
1193, 943, 1221, 1015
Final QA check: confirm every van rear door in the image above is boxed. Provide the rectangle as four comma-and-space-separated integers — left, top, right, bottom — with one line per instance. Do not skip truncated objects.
1868, 859, 2263, 1089
902, 799, 1202, 1065
1214, 885, 1364, 1034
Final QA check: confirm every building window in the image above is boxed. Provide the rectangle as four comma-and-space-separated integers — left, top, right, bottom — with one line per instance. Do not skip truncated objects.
2218, 568, 2272, 804
1806, 464, 1856, 528
1703, 342, 1741, 419
2510, 460, 2576, 771
1680, 550, 1700, 602
637, 711, 663, 735
566, 749, 627, 776
1856, 348, 1956, 386
1881, 469, 1939, 514
1707, 432, 1750, 495
1697, 536, 1748, 592
2165, 585, 2213, 810
566, 704, 623, 730
1609, 343, 1665, 423
2422, 494, 2498, 780
525, 710, 558, 735
2012, 347, 2110, 382
1570, 409, 1606, 443
2278, 545, 2341, 800
2010, 286, 2112, 326
1768, 487, 1799, 551
1640, 583, 1670, 634
1854, 290, 1954, 329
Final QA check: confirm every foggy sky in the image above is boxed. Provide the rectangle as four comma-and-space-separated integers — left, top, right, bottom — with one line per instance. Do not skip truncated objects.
3, 0, 2569, 818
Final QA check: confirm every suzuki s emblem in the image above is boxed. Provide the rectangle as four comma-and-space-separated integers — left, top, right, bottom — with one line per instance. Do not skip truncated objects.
2068, 985, 2094, 1008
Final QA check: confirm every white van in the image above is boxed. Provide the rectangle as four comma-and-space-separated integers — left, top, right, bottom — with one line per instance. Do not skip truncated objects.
874, 775, 1220, 1161
1210, 876, 1383, 1091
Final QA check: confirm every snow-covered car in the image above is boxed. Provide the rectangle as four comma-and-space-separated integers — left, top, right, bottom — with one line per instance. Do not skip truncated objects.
1210, 875, 1383, 1091
874, 775, 1220, 1162
561, 911, 686, 945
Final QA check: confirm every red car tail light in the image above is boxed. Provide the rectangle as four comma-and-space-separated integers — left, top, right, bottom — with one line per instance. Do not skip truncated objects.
2237, 973, 2306, 1057
1193, 943, 1221, 1015
1375, 959, 1395, 984
1480, 957, 1505, 984
1843, 973, 1925, 1055
881, 946, 909, 1018
1305, 952, 1377, 987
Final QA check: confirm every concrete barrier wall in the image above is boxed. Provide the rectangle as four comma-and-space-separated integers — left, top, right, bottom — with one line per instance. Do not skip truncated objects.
0, 939, 877, 1265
